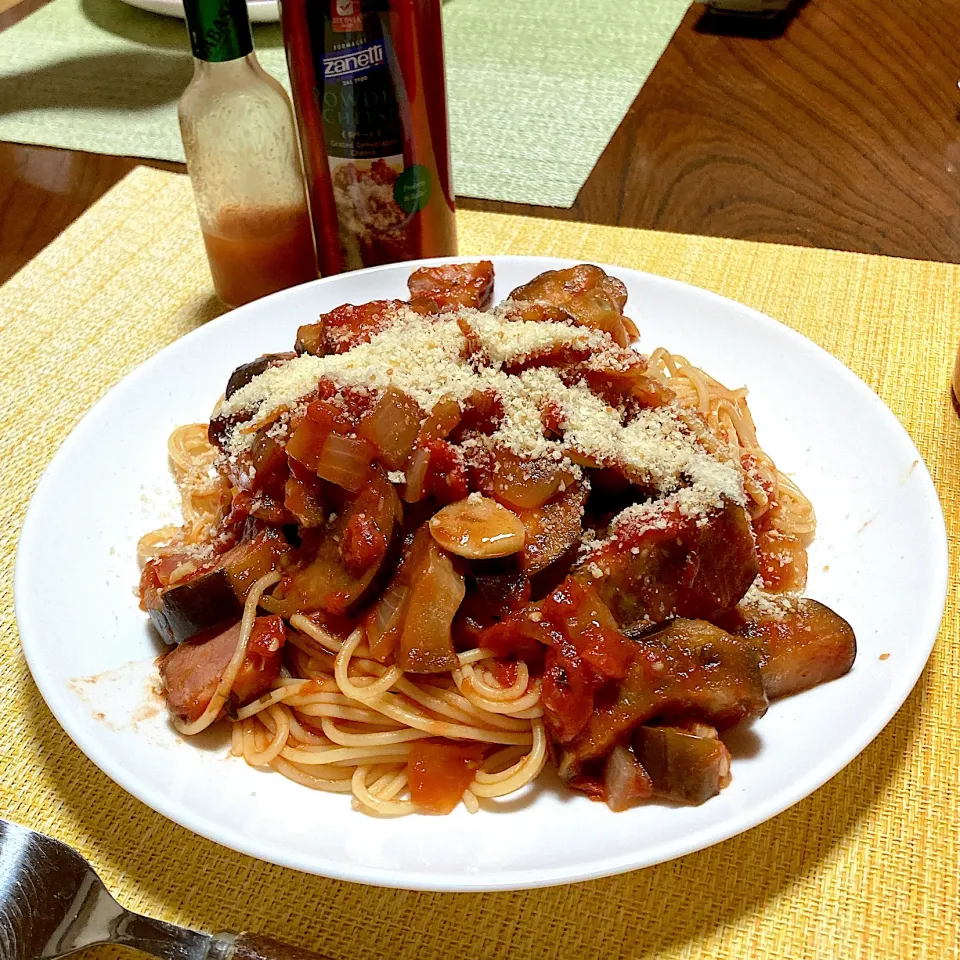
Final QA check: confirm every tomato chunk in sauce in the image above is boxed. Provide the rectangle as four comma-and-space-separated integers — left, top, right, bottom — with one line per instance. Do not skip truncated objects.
408, 741, 485, 814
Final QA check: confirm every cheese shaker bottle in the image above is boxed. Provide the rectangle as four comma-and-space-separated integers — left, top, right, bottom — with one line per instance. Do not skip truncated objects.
280, 0, 457, 275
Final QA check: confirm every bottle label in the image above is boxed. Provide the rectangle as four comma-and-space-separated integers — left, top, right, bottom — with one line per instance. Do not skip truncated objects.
309, 0, 427, 268
331, 0, 364, 32
321, 40, 387, 80
312, 1, 403, 160
393, 164, 432, 214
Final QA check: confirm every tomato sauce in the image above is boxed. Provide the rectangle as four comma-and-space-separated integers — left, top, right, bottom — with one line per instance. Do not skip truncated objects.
202, 204, 319, 308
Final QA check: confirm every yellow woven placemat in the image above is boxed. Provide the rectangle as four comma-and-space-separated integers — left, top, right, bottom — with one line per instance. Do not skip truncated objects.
1, 166, 957, 959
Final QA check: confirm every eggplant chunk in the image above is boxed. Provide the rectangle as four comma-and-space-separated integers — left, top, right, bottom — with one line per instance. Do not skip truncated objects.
271, 467, 401, 616
634, 724, 732, 805
160, 615, 287, 725
555, 619, 766, 779
638, 619, 768, 729
147, 532, 288, 645
732, 598, 856, 699
208, 409, 249, 451
509, 264, 631, 347
148, 568, 242, 646
407, 261, 495, 311
514, 480, 589, 575
295, 300, 421, 357
576, 498, 758, 631
225, 352, 295, 399
454, 568, 531, 646
211, 357, 293, 449
219, 530, 289, 599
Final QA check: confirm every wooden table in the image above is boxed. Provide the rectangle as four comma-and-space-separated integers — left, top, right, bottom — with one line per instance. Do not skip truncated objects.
2, 0, 960, 286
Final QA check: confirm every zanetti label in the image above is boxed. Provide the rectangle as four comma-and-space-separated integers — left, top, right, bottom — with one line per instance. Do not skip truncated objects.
322, 41, 386, 80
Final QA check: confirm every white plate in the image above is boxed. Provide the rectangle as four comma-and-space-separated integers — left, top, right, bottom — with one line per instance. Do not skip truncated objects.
15, 256, 947, 891
119, 0, 280, 23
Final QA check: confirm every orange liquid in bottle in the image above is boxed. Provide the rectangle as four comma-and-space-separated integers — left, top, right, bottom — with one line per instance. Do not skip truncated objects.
202, 204, 318, 308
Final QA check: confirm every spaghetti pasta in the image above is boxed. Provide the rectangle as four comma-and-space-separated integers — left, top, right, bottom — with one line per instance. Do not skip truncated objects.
137, 424, 228, 562
220, 611, 544, 814
139, 261, 854, 816
647, 347, 816, 544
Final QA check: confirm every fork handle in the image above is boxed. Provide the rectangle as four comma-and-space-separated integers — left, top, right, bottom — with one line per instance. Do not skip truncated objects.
207, 931, 336, 960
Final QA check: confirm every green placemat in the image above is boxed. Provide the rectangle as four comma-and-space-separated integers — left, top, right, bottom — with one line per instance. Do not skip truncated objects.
0, 0, 690, 207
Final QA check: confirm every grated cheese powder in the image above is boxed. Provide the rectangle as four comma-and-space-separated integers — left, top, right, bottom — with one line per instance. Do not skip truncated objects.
218, 303, 746, 518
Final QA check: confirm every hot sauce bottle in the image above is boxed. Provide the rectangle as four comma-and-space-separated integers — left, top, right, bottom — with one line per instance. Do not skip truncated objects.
280, 0, 457, 274
179, 0, 319, 307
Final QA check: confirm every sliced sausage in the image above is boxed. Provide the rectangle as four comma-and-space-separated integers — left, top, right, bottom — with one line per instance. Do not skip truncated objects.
160, 615, 287, 725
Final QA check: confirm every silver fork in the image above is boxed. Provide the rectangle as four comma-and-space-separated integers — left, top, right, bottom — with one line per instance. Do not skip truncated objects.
0, 818, 330, 960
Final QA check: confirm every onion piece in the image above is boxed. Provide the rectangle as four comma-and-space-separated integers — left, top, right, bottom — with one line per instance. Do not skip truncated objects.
418, 397, 461, 442
315, 433, 374, 492
397, 531, 464, 673
358, 387, 421, 469
285, 417, 330, 472
403, 446, 431, 503
564, 447, 603, 469
366, 580, 410, 661
604, 745, 653, 812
